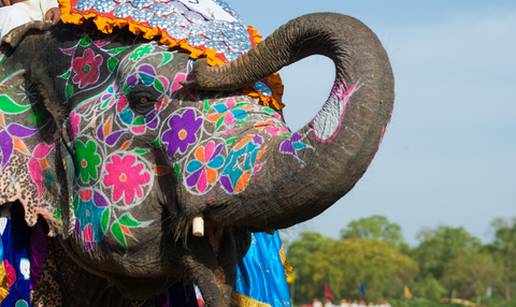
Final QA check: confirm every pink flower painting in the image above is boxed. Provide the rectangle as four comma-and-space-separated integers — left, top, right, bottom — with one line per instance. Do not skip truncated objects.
103, 154, 151, 206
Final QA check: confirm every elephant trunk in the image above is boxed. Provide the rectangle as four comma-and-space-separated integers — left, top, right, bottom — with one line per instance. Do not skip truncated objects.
199, 13, 394, 230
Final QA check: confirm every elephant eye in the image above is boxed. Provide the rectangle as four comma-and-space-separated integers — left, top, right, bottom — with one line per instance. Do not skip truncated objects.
127, 85, 160, 115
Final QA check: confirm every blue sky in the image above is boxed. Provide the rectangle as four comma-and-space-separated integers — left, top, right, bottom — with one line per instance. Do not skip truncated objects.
230, 1, 516, 244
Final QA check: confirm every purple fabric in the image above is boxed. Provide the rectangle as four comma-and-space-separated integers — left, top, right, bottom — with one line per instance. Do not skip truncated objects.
29, 221, 48, 289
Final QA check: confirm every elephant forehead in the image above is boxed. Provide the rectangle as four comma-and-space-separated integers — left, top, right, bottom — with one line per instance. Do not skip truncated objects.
117, 43, 188, 82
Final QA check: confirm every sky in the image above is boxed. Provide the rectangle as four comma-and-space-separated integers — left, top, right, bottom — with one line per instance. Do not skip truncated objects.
229, 1, 516, 245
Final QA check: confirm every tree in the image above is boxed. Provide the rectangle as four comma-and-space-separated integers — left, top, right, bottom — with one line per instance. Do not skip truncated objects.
411, 226, 481, 280
287, 232, 333, 303
288, 234, 418, 303
413, 277, 447, 301
489, 218, 516, 301
340, 215, 405, 247
442, 252, 503, 303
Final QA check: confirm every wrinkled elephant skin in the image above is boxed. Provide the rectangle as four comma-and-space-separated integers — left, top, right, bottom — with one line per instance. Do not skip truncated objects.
0, 11, 394, 306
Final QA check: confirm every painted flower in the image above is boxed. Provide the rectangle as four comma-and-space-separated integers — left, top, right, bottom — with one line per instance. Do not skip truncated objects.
75, 139, 102, 184
129, 44, 154, 61
103, 154, 151, 206
220, 135, 264, 194
72, 48, 103, 89
74, 189, 109, 251
100, 84, 118, 110
185, 140, 225, 193
208, 98, 252, 129
162, 109, 203, 158
28, 143, 55, 196
279, 132, 310, 160
68, 111, 81, 140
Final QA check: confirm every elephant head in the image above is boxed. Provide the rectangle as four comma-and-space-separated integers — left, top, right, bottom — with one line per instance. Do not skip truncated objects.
0, 11, 393, 306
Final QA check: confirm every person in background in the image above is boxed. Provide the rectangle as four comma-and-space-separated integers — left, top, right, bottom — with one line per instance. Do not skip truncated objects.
0, 0, 60, 39
313, 298, 323, 307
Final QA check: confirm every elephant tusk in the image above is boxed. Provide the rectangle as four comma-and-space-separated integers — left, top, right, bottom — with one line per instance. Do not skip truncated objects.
192, 216, 204, 237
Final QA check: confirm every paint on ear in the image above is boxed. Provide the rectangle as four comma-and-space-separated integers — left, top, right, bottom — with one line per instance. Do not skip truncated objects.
0, 56, 67, 236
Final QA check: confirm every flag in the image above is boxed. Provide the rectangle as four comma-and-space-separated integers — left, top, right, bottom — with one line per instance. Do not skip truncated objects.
404, 286, 413, 300
359, 282, 366, 298
323, 281, 335, 301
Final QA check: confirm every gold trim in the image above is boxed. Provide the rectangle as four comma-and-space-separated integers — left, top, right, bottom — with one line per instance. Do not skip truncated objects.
279, 247, 294, 284
232, 293, 272, 307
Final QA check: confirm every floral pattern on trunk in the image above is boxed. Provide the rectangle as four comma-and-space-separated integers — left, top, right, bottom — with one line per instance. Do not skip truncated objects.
220, 135, 266, 194
279, 132, 313, 163
185, 140, 225, 194
74, 189, 109, 251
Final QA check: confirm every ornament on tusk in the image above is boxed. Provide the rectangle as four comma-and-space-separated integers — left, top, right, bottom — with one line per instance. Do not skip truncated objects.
192, 216, 204, 237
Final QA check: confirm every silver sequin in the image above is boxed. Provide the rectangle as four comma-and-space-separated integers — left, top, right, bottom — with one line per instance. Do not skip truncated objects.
73, 0, 253, 60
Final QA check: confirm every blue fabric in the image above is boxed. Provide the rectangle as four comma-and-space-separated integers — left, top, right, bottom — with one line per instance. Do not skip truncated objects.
235, 232, 291, 307
0, 207, 31, 307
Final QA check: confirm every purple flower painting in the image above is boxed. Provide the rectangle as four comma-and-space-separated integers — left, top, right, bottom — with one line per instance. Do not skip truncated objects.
162, 109, 203, 159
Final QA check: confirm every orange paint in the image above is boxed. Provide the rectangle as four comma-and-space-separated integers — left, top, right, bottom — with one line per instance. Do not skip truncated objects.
235, 171, 251, 193
178, 129, 188, 141
153, 165, 171, 176
120, 140, 132, 151
206, 168, 217, 184
39, 159, 48, 170
13, 138, 30, 155
103, 118, 112, 136
194, 147, 205, 163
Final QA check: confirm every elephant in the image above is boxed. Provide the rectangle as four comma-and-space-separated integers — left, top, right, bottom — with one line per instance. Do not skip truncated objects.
0, 2, 394, 306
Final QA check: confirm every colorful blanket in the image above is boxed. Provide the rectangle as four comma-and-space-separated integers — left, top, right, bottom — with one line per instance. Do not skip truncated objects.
58, 0, 285, 111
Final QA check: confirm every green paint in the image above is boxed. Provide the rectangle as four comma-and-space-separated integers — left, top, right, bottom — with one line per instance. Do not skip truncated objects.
226, 137, 237, 145
107, 46, 130, 56
66, 83, 74, 99
133, 116, 145, 126
173, 163, 181, 179
55, 208, 62, 222
108, 57, 119, 72
101, 208, 110, 234
153, 79, 164, 93
111, 222, 127, 249
59, 70, 71, 80
151, 138, 161, 148
130, 44, 154, 61
0, 94, 31, 114
118, 213, 142, 228
134, 148, 150, 155
159, 53, 173, 68
79, 36, 92, 47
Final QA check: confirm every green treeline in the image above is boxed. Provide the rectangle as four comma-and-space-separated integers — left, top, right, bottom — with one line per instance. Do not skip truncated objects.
287, 216, 516, 306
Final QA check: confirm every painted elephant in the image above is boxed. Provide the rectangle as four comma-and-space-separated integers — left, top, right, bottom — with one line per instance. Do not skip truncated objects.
0, 4, 393, 306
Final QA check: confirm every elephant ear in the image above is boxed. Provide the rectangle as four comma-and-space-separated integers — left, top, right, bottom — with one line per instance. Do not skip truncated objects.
0, 51, 70, 236
2, 21, 54, 49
